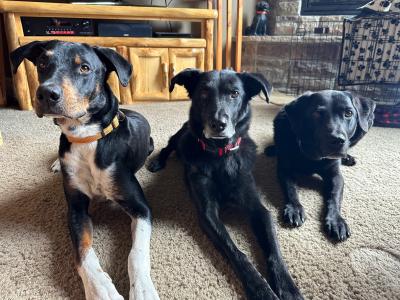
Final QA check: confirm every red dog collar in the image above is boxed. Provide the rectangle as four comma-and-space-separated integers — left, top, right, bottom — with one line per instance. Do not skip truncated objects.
198, 137, 242, 157
256, 10, 270, 15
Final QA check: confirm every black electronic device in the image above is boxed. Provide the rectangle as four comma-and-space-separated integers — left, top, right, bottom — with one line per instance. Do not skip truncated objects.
97, 22, 152, 37
21, 17, 95, 36
153, 32, 192, 38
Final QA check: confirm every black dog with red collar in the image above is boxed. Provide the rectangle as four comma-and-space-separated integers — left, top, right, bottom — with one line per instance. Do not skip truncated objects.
245, 0, 271, 36
148, 69, 303, 300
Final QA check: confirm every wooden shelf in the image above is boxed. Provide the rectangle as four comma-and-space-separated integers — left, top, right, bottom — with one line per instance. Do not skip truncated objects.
20, 36, 207, 48
0, 1, 217, 21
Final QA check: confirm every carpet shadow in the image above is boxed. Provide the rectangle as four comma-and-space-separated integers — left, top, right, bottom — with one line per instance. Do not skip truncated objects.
0, 173, 85, 299
0, 154, 135, 299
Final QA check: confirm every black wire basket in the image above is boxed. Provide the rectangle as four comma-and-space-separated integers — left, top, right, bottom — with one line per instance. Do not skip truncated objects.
338, 13, 400, 127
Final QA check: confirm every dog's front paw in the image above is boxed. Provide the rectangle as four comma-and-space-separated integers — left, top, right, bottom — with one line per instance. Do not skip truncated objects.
341, 154, 356, 166
271, 266, 303, 300
80, 271, 123, 300
275, 279, 303, 300
147, 158, 165, 173
50, 159, 61, 173
325, 214, 351, 242
129, 274, 160, 300
245, 279, 279, 300
283, 204, 305, 227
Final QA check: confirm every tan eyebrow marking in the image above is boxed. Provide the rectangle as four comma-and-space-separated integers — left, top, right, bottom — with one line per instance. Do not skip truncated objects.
75, 54, 82, 65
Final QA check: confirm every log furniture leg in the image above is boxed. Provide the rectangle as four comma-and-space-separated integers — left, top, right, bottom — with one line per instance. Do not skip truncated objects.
0, 14, 6, 107
4, 12, 31, 110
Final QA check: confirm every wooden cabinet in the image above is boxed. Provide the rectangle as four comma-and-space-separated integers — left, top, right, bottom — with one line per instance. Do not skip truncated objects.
0, 1, 216, 109
129, 48, 170, 101
129, 47, 204, 101
169, 48, 204, 100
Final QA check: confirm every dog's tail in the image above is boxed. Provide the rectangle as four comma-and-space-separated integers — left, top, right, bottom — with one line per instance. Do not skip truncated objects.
264, 145, 276, 157
148, 137, 155, 156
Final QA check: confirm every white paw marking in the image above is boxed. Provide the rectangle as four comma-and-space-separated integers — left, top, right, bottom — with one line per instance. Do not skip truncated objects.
78, 248, 123, 300
128, 218, 160, 300
51, 158, 61, 173
129, 273, 160, 300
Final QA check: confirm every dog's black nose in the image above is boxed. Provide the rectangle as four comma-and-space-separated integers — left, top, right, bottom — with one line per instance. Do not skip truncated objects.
330, 135, 346, 146
36, 85, 62, 103
210, 118, 227, 132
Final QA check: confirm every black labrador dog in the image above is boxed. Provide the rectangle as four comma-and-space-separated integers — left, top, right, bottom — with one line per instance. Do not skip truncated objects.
245, 0, 271, 36
148, 69, 303, 300
265, 90, 375, 242
11, 41, 159, 300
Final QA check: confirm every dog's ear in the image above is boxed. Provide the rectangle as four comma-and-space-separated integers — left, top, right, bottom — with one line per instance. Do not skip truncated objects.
10, 40, 56, 73
93, 47, 132, 87
170, 68, 201, 97
284, 92, 313, 133
344, 91, 376, 146
238, 72, 272, 102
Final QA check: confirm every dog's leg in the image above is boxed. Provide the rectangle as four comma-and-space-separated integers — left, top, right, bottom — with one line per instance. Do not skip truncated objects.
321, 167, 351, 242
116, 177, 159, 300
127, 217, 159, 300
260, 16, 267, 35
66, 189, 123, 300
277, 166, 306, 227
51, 158, 61, 173
147, 122, 187, 173
187, 172, 279, 300
249, 200, 303, 300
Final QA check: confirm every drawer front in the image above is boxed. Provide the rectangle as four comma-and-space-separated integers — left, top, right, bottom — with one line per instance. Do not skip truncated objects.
129, 48, 169, 101
169, 48, 205, 100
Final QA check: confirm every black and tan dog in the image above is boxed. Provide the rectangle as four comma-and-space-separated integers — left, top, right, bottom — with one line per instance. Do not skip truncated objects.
148, 69, 303, 300
11, 41, 159, 300
266, 90, 375, 242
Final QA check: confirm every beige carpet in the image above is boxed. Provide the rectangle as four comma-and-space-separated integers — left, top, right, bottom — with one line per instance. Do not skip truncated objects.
0, 97, 399, 300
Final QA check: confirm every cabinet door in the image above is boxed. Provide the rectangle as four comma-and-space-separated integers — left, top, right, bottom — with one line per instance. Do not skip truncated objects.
169, 48, 204, 100
129, 48, 169, 101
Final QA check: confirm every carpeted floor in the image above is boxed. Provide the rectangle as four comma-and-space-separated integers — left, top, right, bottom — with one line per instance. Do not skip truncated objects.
0, 97, 399, 300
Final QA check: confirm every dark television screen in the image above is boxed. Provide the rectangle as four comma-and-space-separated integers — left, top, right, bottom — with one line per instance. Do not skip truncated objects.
301, 0, 370, 16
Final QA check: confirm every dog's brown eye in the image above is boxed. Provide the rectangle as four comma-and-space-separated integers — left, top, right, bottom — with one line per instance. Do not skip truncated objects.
231, 91, 240, 99
344, 110, 353, 118
80, 64, 90, 73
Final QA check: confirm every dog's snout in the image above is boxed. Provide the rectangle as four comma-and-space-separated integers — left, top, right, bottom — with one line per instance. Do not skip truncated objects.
210, 117, 227, 132
329, 134, 346, 146
37, 85, 62, 103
